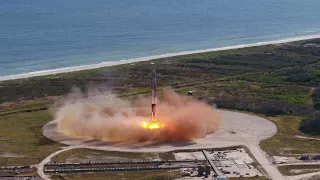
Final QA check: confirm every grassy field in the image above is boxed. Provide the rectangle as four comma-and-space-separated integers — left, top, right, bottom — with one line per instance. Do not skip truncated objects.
52, 148, 161, 163
50, 170, 180, 180
52, 148, 176, 163
309, 175, 320, 180
0, 110, 61, 166
1, 39, 320, 179
278, 164, 320, 176
260, 115, 320, 156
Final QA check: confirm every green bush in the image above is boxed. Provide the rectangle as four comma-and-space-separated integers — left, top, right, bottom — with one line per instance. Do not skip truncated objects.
213, 97, 312, 116
300, 111, 320, 135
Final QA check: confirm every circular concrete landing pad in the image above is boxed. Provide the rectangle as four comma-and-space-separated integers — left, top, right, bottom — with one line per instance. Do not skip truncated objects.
43, 110, 277, 152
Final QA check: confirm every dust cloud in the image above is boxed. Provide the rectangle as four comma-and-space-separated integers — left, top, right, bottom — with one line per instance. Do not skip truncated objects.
52, 88, 221, 144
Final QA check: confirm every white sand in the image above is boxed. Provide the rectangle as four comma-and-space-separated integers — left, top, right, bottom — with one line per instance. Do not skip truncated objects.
1, 34, 320, 82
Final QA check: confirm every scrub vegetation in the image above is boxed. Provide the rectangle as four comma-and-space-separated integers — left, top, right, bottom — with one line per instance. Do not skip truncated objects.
1, 38, 320, 179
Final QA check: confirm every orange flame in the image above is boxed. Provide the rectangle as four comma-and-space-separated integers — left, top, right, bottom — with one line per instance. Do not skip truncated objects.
141, 121, 164, 129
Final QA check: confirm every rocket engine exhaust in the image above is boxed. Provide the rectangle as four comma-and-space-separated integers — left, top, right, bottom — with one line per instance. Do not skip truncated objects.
50, 72, 221, 144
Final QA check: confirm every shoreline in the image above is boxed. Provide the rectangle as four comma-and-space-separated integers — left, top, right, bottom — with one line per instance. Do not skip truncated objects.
1, 34, 320, 82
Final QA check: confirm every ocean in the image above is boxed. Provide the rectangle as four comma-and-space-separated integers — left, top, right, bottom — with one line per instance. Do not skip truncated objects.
1, 0, 320, 77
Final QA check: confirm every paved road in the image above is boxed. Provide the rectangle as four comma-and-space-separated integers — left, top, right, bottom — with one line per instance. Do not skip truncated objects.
246, 143, 284, 180
37, 146, 81, 180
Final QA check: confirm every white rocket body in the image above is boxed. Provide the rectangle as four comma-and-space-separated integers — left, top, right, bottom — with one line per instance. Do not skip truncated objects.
151, 70, 157, 121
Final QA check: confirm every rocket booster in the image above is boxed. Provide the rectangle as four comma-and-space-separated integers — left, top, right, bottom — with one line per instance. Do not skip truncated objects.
151, 70, 157, 120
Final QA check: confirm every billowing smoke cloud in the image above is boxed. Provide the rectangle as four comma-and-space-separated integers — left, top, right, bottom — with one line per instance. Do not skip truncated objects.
52, 88, 220, 144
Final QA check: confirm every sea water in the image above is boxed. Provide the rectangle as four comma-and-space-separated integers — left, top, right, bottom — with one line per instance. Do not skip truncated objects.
1, 0, 320, 77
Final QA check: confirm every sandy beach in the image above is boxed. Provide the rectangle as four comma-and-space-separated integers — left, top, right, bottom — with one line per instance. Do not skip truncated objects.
1, 34, 320, 82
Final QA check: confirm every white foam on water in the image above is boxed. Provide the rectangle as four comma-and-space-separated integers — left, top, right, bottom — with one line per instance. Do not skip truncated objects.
1, 34, 320, 81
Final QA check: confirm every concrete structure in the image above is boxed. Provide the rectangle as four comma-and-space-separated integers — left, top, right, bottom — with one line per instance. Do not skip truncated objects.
197, 166, 204, 176
202, 150, 222, 176
205, 165, 211, 176
174, 148, 263, 178
43, 110, 280, 179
